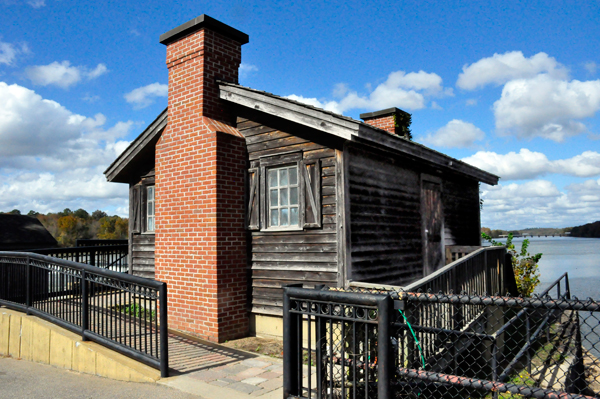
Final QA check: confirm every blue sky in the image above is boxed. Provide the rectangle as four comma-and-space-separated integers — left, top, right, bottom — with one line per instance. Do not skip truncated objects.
1, 0, 600, 229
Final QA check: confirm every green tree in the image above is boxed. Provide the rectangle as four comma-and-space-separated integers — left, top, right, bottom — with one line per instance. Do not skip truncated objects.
98, 216, 128, 239
482, 232, 542, 297
27, 210, 39, 217
73, 208, 90, 220
91, 210, 108, 220
9, 209, 21, 215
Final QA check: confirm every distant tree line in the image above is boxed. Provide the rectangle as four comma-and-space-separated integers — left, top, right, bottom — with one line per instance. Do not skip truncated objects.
482, 226, 572, 238
569, 221, 600, 238
3, 208, 128, 247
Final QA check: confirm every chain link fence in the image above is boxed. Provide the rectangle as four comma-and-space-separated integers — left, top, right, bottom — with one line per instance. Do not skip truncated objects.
283, 274, 600, 399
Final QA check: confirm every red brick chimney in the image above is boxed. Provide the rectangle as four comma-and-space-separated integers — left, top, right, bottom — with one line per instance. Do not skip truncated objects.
155, 15, 249, 342
360, 108, 412, 140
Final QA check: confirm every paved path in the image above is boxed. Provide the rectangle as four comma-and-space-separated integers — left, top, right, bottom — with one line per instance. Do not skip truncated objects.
0, 357, 204, 399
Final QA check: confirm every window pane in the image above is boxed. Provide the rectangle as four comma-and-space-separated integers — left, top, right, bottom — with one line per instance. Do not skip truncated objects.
281, 208, 289, 226
279, 169, 288, 186
281, 188, 288, 205
269, 170, 278, 188
289, 167, 298, 185
270, 189, 278, 206
270, 209, 279, 226
148, 202, 154, 216
290, 207, 299, 225
148, 217, 154, 231
290, 187, 298, 205
148, 187, 154, 200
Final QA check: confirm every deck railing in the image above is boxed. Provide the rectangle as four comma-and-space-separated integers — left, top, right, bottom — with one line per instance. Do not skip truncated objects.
27, 244, 128, 273
0, 252, 168, 377
76, 239, 128, 247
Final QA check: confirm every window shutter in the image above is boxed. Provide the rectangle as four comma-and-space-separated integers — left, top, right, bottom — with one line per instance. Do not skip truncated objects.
130, 185, 141, 234
302, 159, 321, 228
247, 167, 260, 230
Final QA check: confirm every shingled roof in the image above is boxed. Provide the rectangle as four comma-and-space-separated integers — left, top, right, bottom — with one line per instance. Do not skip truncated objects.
0, 214, 58, 250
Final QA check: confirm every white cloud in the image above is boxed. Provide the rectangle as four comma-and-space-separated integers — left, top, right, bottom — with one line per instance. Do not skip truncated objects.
124, 82, 168, 109
25, 61, 109, 88
286, 70, 451, 115
463, 149, 600, 180
239, 63, 258, 79
457, 51, 568, 90
422, 119, 485, 148
0, 40, 28, 65
584, 61, 597, 75
0, 82, 132, 213
27, 0, 44, 8
466, 98, 477, 106
481, 179, 600, 229
493, 75, 600, 141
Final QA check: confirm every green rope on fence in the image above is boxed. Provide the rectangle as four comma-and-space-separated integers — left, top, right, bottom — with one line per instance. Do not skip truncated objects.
398, 309, 426, 370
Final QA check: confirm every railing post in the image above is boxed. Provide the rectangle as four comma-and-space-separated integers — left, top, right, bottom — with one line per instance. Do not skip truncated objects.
159, 283, 169, 378
26, 255, 31, 313
81, 270, 89, 341
90, 249, 96, 267
377, 295, 393, 399
283, 286, 299, 399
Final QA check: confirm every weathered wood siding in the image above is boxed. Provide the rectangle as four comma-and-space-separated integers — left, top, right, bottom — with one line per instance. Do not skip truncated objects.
237, 116, 340, 316
347, 145, 424, 285
442, 177, 481, 246
131, 233, 155, 279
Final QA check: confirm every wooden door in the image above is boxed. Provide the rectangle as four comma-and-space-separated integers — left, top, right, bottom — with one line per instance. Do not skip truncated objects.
422, 180, 443, 276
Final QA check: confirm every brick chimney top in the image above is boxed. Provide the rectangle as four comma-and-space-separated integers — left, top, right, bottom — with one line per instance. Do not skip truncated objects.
159, 14, 249, 46
360, 107, 412, 140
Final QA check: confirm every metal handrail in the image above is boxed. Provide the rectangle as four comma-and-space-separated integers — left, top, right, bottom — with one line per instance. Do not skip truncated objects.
0, 251, 168, 377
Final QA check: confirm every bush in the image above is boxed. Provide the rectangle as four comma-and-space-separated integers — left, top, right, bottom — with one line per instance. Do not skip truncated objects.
482, 232, 542, 297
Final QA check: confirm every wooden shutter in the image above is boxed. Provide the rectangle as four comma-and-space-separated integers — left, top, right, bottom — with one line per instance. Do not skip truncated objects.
247, 168, 260, 230
130, 185, 141, 234
302, 159, 321, 228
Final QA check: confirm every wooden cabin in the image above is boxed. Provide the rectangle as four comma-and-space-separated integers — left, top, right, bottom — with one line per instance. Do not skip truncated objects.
104, 15, 498, 342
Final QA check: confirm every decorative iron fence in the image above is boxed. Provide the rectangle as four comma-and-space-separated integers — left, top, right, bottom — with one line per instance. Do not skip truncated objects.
0, 252, 168, 377
283, 277, 600, 399
28, 244, 128, 273
76, 239, 128, 247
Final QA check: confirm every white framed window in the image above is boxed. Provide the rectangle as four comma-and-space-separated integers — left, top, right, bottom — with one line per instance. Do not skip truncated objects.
146, 186, 155, 232
268, 165, 299, 228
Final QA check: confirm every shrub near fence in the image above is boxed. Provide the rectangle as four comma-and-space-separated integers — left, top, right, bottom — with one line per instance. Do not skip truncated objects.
283, 277, 600, 399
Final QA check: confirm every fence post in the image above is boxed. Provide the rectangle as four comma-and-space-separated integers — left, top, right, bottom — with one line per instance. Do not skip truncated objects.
283, 286, 300, 399
26, 255, 31, 313
159, 283, 169, 378
90, 249, 96, 267
377, 295, 393, 399
81, 270, 89, 341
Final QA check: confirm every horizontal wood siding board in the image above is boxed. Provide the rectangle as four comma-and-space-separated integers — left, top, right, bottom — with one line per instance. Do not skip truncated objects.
251, 262, 337, 272
252, 233, 336, 244
252, 243, 337, 253
348, 145, 424, 284
253, 277, 337, 288
252, 253, 337, 262
252, 269, 338, 281
244, 130, 292, 145
131, 234, 155, 275
248, 142, 325, 160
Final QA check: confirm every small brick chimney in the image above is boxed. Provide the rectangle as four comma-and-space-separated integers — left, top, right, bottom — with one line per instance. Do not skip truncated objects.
360, 108, 412, 140
155, 15, 249, 342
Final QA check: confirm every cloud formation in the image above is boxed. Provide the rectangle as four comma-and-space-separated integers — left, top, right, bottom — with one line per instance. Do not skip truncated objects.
25, 61, 109, 88
422, 119, 485, 148
0, 82, 132, 214
481, 179, 600, 229
124, 82, 168, 109
493, 75, 600, 141
239, 63, 258, 79
463, 149, 600, 180
286, 70, 452, 115
457, 51, 568, 90
0, 40, 28, 65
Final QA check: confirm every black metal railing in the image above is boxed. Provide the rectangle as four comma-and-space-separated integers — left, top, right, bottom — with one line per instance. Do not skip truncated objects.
0, 252, 168, 377
283, 280, 600, 399
76, 239, 128, 247
27, 244, 128, 273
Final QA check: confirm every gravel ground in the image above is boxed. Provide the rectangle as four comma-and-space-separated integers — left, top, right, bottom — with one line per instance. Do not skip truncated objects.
0, 357, 204, 399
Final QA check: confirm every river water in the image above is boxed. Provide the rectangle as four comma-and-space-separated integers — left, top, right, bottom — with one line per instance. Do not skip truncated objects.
493, 236, 600, 358
493, 236, 600, 299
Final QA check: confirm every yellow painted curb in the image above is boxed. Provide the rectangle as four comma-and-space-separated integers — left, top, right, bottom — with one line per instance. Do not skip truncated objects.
0, 308, 161, 383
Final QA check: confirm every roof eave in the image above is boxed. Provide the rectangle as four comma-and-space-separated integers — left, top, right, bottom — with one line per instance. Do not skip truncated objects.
104, 108, 168, 183
219, 82, 499, 185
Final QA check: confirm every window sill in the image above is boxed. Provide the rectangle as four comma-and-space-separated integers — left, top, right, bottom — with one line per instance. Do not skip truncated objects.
261, 226, 303, 233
